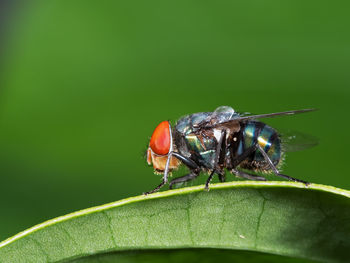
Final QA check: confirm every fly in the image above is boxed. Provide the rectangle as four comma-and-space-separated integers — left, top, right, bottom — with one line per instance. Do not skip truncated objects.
145, 106, 316, 194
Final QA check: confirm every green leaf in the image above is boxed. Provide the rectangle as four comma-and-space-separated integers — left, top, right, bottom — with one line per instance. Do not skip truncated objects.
0, 181, 349, 263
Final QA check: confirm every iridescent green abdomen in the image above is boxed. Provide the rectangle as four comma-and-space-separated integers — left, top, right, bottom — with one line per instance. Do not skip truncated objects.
237, 121, 281, 169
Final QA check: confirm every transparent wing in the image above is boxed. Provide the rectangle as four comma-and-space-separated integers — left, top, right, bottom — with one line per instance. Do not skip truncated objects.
234, 109, 316, 121
279, 129, 319, 152
212, 106, 238, 122
211, 106, 255, 120
194, 106, 239, 128
207, 108, 317, 128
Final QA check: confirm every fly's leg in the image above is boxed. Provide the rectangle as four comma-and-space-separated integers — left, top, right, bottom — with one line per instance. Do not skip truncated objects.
256, 144, 309, 185
232, 145, 257, 167
144, 152, 200, 195
144, 152, 173, 195
172, 152, 199, 169
169, 153, 200, 189
143, 179, 167, 195
231, 145, 267, 181
169, 171, 200, 189
231, 168, 266, 181
218, 173, 226, 182
206, 170, 226, 189
230, 144, 309, 184
205, 130, 227, 190
205, 170, 216, 190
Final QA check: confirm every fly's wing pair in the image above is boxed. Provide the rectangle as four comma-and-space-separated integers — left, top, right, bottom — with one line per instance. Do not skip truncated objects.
201, 106, 238, 124
192, 106, 239, 131
231, 108, 316, 121
279, 129, 318, 152
200, 106, 315, 126
202, 106, 318, 152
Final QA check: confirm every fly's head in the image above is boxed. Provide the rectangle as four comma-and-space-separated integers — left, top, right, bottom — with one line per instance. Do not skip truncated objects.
146, 120, 180, 174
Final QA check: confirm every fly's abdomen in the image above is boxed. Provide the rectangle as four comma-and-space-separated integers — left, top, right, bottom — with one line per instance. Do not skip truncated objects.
237, 121, 281, 169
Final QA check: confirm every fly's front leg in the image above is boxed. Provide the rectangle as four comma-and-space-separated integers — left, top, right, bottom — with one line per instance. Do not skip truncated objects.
169, 152, 201, 189
256, 144, 309, 185
144, 152, 200, 195
172, 152, 199, 169
144, 151, 174, 195
143, 179, 167, 195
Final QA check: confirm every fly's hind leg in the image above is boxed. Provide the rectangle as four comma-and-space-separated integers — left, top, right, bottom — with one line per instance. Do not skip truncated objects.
231, 145, 266, 181
256, 144, 309, 185
169, 171, 200, 189
218, 172, 226, 182
231, 168, 266, 181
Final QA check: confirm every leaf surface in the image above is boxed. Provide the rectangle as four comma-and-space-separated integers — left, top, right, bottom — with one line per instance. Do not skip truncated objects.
0, 181, 349, 263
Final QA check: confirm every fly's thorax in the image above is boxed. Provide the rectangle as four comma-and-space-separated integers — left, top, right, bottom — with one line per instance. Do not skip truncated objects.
174, 128, 217, 169
175, 112, 214, 166
175, 112, 211, 135
174, 110, 243, 170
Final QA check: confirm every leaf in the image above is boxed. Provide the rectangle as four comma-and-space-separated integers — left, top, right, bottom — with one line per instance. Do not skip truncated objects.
0, 181, 349, 263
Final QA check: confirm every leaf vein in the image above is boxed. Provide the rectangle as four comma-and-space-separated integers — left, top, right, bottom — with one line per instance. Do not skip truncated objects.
255, 189, 267, 249
186, 195, 194, 245
56, 224, 82, 254
28, 236, 50, 261
102, 211, 117, 247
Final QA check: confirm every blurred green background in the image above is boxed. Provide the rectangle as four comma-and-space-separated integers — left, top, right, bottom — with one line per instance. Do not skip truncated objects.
0, 1, 349, 241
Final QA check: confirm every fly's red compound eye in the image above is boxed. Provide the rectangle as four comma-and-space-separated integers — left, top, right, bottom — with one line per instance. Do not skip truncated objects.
149, 121, 171, 155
